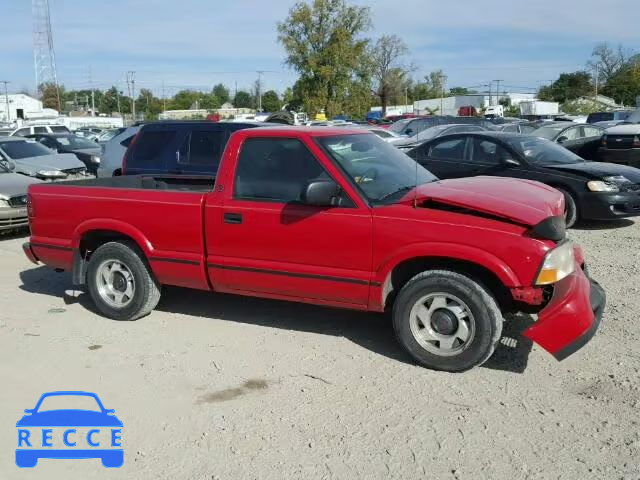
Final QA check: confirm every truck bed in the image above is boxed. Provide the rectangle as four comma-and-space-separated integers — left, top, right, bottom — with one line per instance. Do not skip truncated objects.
27, 175, 218, 291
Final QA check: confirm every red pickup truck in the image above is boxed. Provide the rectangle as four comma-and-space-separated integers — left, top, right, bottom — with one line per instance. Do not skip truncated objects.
23, 127, 605, 372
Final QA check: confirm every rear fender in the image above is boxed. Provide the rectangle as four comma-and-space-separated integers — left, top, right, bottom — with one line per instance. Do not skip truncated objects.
72, 219, 154, 255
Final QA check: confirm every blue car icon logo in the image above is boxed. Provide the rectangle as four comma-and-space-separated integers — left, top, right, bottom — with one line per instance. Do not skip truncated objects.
16, 391, 123, 468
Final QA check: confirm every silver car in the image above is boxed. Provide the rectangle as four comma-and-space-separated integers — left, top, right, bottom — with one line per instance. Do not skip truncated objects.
0, 137, 90, 181
0, 159, 41, 231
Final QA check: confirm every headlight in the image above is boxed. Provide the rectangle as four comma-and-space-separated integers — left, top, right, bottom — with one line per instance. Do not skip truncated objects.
37, 170, 68, 178
91, 155, 101, 164
587, 180, 618, 192
535, 241, 575, 285
0, 199, 9, 208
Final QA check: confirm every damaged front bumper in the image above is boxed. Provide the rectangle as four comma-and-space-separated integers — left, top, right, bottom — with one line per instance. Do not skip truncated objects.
523, 265, 606, 361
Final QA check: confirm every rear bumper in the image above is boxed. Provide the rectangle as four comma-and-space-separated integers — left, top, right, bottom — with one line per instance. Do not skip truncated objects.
22, 242, 39, 264
523, 266, 605, 360
597, 147, 640, 167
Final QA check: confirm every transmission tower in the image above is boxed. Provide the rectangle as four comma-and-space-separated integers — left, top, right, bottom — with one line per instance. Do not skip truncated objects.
32, 0, 60, 110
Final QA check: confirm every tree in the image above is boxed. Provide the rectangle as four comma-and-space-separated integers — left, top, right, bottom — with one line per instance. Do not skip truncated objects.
200, 93, 222, 110
277, 0, 372, 117
39, 82, 62, 110
233, 90, 253, 108
370, 35, 411, 115
411, 70, 446, 101
171, 90, 202, 110
449, 87, 470, 96
587, 42, 628, 85
538, 71, 593, 102
212, 84, 230, 104
261, 90, 282, 112
602, 54, 640, 105
100, 86, 120, 114
136, 88, 164, 119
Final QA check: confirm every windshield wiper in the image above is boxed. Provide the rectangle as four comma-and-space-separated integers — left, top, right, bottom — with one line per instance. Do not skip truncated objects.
377, 186, 414, 203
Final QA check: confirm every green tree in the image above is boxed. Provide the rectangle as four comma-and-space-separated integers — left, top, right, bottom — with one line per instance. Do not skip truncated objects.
99, 86, 120, 114
261, 90, 282, 112
171, 90, 202, 110
602, 54, 640, 105
135, 88, 163, 119
449, 87, 470, 96
370, 34, 411, 115
411, 70, 446, 100
233, 90, 253, 108
212, 84, 230, 104
538, 71, 593, 102
277, 0, 372, 117
200, 93, 222, 110
587, 42, 628, 85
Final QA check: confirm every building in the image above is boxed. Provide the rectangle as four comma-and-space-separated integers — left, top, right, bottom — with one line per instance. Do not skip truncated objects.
412, 93, 536, 116
0, 94, 56, 122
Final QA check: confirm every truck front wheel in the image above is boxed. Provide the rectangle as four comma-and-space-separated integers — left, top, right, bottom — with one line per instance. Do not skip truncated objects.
86, 241, 161, 321
392, 270, 502, 372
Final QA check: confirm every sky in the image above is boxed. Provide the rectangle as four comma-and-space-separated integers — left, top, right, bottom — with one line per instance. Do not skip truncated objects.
2, 0, 639, 98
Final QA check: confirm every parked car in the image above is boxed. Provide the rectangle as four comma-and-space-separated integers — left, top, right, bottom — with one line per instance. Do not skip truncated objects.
587, 110, 633, 124
365, 127, 403, 142
26, 133, 102, 175
0, 159, 41, 231
406, 131, 640, 227
0, 137, 89, 181
24, 127, 605, 372
389, 116, 444, 137
391, 124, 487, 150
122, 121, 262, 176
531, 122, 605, 160
75, 127, 104, 138
495, 122, 539, 134
95, 128, 127, 145
10, 125, 70, 136
97, 126, 141, 178
598, 110, 640, 167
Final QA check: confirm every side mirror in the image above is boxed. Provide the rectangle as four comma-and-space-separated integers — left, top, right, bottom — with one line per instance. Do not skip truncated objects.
557, 136, 568, 143
503, 157, 520, 167
302, 180, 341, 207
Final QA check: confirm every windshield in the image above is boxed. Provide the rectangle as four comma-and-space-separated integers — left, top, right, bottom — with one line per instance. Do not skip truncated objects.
36, 394, 102, 412
56, 135, 98, 149
507, 136, 584, 165
0, 140, 52, 159
532, 125, 568, 140
317, 134, 437, 204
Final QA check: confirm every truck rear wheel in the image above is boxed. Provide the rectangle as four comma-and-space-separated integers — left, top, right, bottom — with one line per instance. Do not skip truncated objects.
392, 270, 502, 372
86, 241, 161, 321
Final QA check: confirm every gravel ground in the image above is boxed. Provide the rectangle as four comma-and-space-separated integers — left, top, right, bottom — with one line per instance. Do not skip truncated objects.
0, 220, 639, 480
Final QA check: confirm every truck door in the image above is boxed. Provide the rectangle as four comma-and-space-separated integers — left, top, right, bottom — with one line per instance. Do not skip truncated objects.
205, 136, 372, 307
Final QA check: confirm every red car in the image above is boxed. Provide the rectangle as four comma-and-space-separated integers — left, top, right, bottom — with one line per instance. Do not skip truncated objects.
23, 127, 605, 372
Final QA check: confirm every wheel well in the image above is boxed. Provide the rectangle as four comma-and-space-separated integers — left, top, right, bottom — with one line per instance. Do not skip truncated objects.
383, 257, 512, 311
79, 230, 141, 259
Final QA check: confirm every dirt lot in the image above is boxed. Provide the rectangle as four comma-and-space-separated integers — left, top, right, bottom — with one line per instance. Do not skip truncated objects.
1, 221, 639, 480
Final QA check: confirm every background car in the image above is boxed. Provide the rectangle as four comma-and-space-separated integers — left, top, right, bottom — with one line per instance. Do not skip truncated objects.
97, 126, 141, 177
391, 124, 488, 150
0, 137, 89, 181
495, 121, 539, 134
364, 126, 403, 142
406, 131, 640, 227
10, 124, 70, 136
26, 133, 102, 174
0, 159, 41, 231
587, 110, 633, 124
95, 128, 127, 145
531, 122, 605, 160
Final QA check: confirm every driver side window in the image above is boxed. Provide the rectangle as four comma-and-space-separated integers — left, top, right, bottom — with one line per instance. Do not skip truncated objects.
234, 138, 331, 203
561, 127, 581, 141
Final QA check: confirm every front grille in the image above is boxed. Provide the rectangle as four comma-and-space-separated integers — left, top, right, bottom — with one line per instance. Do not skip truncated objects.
606, 135, 634, 149
63, 167, 87, 175
8, 194, 28, 208
620, 183, 640, 193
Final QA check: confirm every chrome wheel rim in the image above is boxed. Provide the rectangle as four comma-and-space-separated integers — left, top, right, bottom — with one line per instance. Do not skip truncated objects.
96, 259, 135, 309
409, 292, 475, 356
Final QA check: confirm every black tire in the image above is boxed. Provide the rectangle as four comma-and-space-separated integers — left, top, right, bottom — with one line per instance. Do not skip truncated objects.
392, 270, 503, 372
86, 241, 160, 321
556, 187, 578, 228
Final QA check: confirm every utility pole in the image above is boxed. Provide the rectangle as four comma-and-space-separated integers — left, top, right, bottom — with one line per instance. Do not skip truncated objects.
126, 71, 136, 121
493, 80, 502, 106
162, 80, 166, 111
1, 81, 10, 122
256, 71, 264, 112
89, 65, 95, 116
594, 65, 599, 99
116, 89, 121, 116
438, 73, 447, 116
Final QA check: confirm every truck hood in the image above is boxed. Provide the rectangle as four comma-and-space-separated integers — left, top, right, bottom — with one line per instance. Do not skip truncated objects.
12, 153, 85, 174
401, 177, 564, 227
0, 172, 42, 198
543, 161, 640, 182
605, 124, 640, 134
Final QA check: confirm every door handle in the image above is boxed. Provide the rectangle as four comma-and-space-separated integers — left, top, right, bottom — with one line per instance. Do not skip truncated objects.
223, 213, 243, 224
